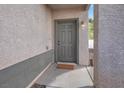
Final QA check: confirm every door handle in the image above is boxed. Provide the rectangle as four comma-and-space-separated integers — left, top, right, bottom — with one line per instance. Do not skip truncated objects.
58, 41, 60, 46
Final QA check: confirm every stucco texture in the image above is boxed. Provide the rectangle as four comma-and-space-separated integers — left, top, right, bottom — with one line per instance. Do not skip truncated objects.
94, 5, 124, 87
0, 5, 53, 70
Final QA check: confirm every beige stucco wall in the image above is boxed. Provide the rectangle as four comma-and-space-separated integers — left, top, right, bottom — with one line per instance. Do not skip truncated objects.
0, 5, 53, 70
94, 5, 124, 87
52, 8, 89, 65
0, 5, 89, 71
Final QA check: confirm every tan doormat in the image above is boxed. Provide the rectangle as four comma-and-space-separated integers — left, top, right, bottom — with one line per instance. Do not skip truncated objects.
56, 63, 75, 70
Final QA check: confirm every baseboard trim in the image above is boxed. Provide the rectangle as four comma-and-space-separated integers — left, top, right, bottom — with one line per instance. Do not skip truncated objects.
26, 62, 52, 88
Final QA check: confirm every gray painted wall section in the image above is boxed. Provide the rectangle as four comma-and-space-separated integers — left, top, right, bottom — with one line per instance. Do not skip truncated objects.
95, 5, 124, 87
0, 49, 54, 88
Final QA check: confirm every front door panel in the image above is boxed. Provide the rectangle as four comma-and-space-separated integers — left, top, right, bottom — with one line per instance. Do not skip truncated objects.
56, 20, 77, 63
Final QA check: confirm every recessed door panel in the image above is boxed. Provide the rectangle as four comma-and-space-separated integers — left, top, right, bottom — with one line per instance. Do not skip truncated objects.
56, 20, 77, 63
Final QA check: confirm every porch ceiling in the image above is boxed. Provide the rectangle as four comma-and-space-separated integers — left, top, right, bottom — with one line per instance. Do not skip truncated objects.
47, 4, 89, 11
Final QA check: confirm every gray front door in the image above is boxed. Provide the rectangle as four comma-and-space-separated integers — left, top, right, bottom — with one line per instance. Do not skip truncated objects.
55, 20, 77, 63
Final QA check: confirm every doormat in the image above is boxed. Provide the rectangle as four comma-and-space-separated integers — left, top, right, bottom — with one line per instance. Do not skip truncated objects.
56, 63, 75, 70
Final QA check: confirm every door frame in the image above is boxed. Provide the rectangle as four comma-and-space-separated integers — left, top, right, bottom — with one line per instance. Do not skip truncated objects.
54, 18, 79, 64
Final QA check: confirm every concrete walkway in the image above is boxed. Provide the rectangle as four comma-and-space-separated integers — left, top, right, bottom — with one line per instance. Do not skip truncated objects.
36, 63, 93, 88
